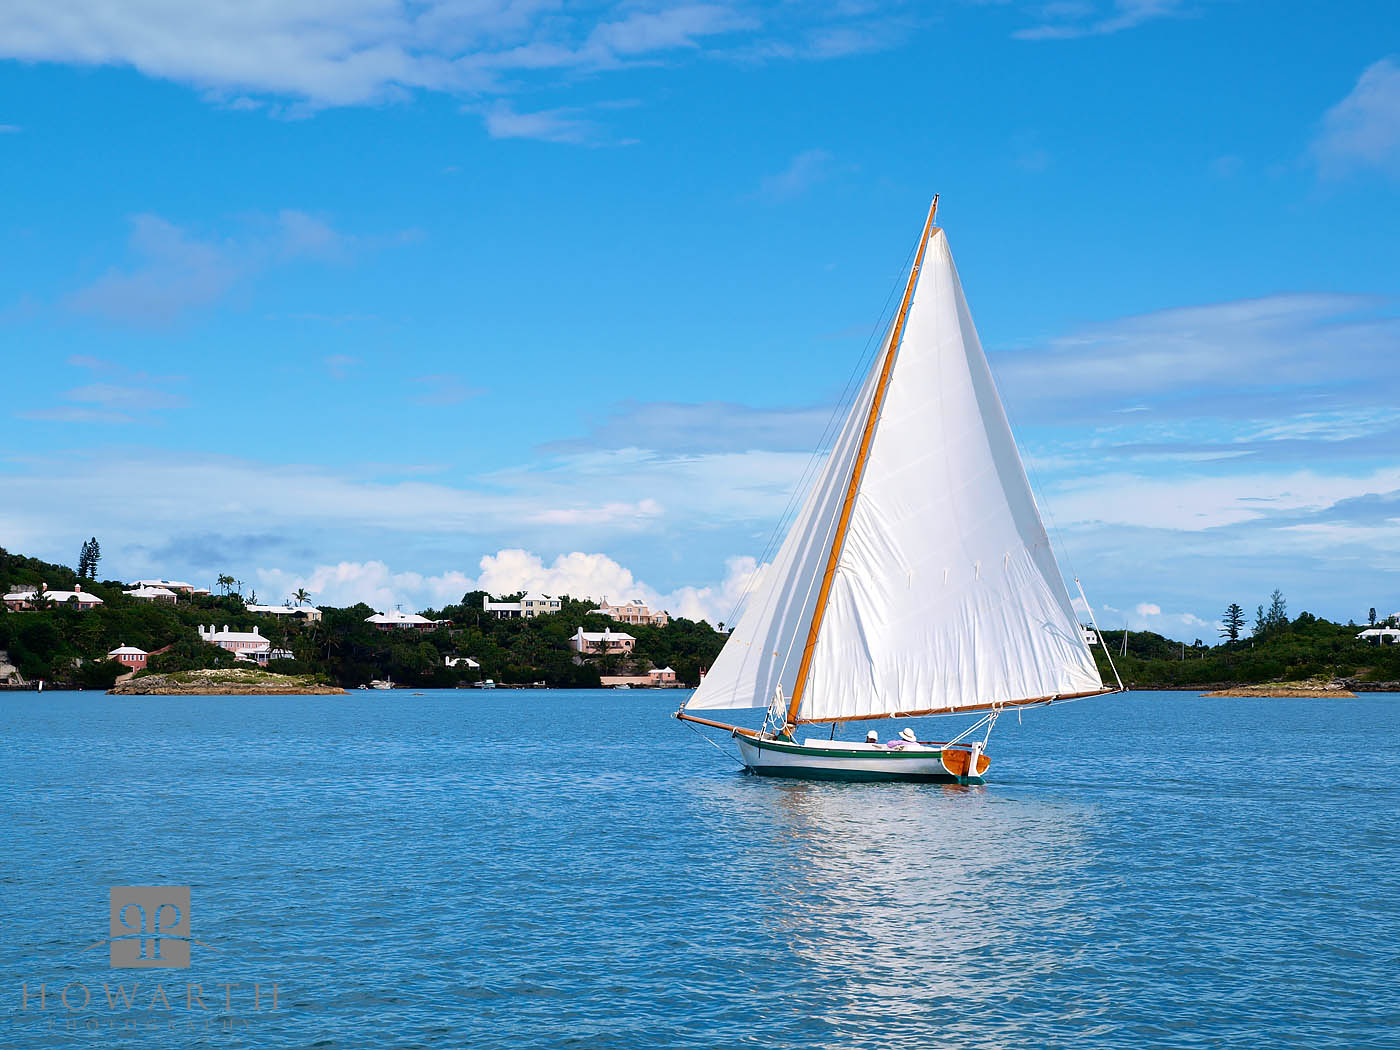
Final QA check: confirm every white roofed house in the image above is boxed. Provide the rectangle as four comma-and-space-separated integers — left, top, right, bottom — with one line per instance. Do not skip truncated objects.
124, 586, 179, 605
129, 579, 197, 595
6, 583, 104, 611
247, 603, 324, 624
1357, 627, 1400, 645
198, 624, 273, 665
3, 589, 38, 611
569, 627, 636, 655
45, 585, 104, 611
484, 593, 561, 619
366, 610, 448, 631
107, 645, 149, 671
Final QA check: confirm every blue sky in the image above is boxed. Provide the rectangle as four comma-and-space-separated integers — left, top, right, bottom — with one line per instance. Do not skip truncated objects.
1, 0, 1398, 636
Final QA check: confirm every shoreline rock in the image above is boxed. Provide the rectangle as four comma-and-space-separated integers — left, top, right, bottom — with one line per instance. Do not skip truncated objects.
1201, 681, 1357, 698
109, 669, 346, 695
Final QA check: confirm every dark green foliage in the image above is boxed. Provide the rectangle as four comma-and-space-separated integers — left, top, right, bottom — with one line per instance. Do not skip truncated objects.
77, 537, 101, 579
1220, 603, 1245, 642
1093, 611, 1400, 688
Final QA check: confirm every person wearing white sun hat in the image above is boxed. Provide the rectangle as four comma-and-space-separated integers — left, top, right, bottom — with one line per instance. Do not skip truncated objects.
888, 727, 921, 749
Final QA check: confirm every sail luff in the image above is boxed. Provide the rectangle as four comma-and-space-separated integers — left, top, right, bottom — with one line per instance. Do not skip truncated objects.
783, 196, 940, 727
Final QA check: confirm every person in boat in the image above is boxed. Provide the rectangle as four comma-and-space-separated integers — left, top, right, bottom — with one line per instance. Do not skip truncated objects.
865, 729, 880, 745
888, 727, 921, 749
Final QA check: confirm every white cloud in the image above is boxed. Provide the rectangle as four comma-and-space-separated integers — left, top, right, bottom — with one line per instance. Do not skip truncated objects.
0, 1, 885, 115
529, 498, 664, 526
1013, 0, 1185, 40
481, 102, 596, 144
254, 547, 765, 625
65, 210, 355, 326
1134, 602, 1161, 617
1314, 56, 1400, 178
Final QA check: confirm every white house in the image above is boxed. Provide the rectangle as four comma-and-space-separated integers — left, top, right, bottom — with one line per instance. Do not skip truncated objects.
445, 655, 480, 669
247, 603, 324, 623
365, 610, 446, 631
569, 627, 636, 655
590, 598, 670, 627
1358, 627, 1400, 645
129, 578, 198, 595
199, 624, 272, 664
124, 586, 179, 605
484, 593, 561, 619
1081, 626, 1099, 647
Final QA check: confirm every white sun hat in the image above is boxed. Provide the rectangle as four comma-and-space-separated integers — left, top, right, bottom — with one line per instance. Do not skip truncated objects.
899, 727, 917, 742
866, 729, 879, 742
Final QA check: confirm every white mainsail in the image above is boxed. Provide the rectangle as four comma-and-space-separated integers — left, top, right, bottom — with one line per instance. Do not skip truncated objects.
685, 220, 1102, 720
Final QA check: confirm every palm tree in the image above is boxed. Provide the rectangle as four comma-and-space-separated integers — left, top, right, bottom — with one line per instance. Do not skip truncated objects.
217, 574, 235, 596
292, 587, 311, 606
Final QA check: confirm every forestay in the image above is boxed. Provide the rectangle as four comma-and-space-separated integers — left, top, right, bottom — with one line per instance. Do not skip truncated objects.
685, 228, 1102, 719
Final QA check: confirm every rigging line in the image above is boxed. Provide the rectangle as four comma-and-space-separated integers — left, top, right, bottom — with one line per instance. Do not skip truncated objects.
682, 716, 748, 768
717, 239, 919, 633
1076, 577, 1125, 691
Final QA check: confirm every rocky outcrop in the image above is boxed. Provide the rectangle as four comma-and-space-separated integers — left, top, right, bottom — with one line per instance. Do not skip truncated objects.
109, 668, 345, 695
1202, 679, 1356, 698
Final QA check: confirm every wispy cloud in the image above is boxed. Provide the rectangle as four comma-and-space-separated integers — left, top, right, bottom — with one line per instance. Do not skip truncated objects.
1313, 56, 1400, 179
757, 148, 834, 201
65, 210, 356, 326
1013, 0, 1187, 40
16, 355, 186, 424
0, 123, 20, 133
544, 399, 834, 454
0, 1, 889, 113
481, 102, 597, 145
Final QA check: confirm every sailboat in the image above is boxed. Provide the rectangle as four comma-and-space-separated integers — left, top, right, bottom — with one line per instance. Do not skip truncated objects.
676, 198, 1119, 784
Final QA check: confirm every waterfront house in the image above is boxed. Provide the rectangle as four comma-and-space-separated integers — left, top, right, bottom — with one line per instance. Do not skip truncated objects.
124, 585, 179, 605
647, 666, 677, 684
107, 645, 149, 671
198, 624, 273, 663
248, 603, 324, 623
589, 597, 670, 627
0, 650, 23, 686
445, 655, 480, 669
483, 593, 562, 619
569, 627, 636, 655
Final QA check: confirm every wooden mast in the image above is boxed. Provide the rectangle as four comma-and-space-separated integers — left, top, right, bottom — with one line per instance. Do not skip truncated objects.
783, 195, 939, 729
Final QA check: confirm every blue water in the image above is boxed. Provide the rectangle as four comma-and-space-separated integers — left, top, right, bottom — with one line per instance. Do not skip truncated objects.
1, 689, 1397, 1049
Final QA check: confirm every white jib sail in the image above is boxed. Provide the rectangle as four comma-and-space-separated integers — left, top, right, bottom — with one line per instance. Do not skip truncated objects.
687, 227, 1102, 718
683, 323, 891, 711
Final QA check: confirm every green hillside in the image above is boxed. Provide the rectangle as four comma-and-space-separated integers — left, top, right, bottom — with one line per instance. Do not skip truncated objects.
0, 548, 725, 690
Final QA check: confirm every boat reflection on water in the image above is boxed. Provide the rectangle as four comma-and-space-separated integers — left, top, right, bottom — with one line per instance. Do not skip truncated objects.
695, 771, 1103, 1044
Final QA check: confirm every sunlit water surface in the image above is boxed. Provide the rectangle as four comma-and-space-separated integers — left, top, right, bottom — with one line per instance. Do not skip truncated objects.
1, 690, 1397, 1049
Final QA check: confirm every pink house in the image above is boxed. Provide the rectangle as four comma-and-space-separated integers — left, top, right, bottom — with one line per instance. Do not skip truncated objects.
107, 645, 149, 671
